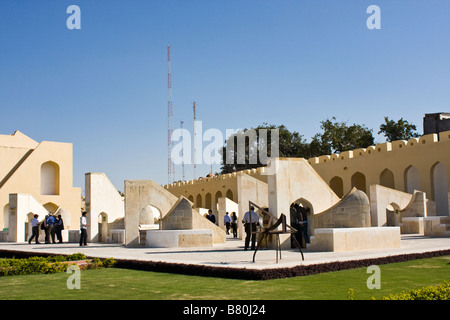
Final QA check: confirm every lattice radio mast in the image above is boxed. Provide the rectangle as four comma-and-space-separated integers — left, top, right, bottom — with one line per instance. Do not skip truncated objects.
167, 45, 175, 184
193, 101, 197, 180
180, 120, 185, 181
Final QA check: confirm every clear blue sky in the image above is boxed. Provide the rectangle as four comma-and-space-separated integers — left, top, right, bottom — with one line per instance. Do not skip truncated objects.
1, 0, 449, 193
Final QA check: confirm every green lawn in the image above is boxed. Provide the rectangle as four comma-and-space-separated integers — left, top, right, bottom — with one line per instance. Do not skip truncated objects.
0, 256, 449, 300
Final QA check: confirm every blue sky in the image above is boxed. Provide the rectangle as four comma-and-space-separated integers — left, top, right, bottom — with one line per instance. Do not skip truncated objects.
1, 0, 449, 192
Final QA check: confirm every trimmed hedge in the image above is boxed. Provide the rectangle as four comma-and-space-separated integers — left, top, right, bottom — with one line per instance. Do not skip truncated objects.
383, 281, 450, 300
0, 253, 116, 277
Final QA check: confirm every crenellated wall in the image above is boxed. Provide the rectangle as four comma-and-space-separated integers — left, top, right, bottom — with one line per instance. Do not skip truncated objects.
307, 131, 450, 216
163, 167, 268, 212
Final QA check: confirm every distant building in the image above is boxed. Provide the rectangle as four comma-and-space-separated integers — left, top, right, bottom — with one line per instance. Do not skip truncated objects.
423, 112, 450, 136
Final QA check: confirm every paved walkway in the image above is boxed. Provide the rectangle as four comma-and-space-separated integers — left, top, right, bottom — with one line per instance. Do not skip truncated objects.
1, 235, 450, 270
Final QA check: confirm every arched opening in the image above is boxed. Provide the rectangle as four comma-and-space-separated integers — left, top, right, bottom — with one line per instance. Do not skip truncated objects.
205, 193, 212, 209
196, 194, 202, 208
25, 212, 35, 242
290, 198, 314, 248
214, 191, 222, 203
3, 204, 9, 230
404, 165, 420, 194
329, 176, 344, 198
98, 212, 108, 242
386, 203, 401, 226
140, 205, 161, 224
380, 169, 395, 189
40, 161, 60, 195
188, 195, 194, 203
351, 172, 366, 194
431, 162, 449, 216
226, 189, 233, 201
43, 203, 58, 214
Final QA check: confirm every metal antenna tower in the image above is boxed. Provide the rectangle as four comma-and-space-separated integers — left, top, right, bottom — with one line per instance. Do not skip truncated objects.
193, 101, 197, 180
180, 120, 185, 181
167, 45, 175, 184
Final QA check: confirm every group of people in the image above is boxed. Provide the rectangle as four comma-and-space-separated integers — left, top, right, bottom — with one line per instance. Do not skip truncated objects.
205, 210, 238, 238
28, 211, 90, 247
205, 205, 310, 250
28, 212, 64, 244
290, 203, 310, 248
223, 212, 238, 238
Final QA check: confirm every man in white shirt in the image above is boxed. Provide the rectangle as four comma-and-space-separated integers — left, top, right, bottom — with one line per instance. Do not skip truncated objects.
79, 212, 89, 246
28, 214, 41, 244
242, 206, 259, 250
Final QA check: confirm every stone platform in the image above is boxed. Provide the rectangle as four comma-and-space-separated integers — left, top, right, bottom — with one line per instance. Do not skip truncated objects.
0, 234, 449, 271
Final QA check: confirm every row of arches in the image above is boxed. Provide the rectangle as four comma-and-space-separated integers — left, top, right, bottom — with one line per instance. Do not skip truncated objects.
2, 201, 61, 230
187, 189, 234, 209
329, 162, 449, 215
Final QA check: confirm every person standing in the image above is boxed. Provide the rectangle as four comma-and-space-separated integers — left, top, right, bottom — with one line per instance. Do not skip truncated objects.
295, 204, 309, 248
231, 212, 238, 238
54, 214, 64, 243
79, 212, 89, 246
224, 212, 231, 235
242, 206, 259, 250
206, 209, 216, 225
46, 213, 56, 244
28, 214, 40, 244
42, 215, 49, 244
290, 204, 301, 248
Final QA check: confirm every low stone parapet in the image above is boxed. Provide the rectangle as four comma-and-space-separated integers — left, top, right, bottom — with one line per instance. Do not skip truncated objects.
307, 227, 401, 252
401, 217, 425, 234
424, 217, 450, 237
143, 229, 213, 248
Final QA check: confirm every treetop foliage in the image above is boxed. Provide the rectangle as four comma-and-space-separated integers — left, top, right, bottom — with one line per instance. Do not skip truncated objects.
220, 116, 420, 174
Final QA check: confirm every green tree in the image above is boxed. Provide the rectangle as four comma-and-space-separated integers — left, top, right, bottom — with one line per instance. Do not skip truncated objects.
312, 117, 374, 155
378, 117, 420, 142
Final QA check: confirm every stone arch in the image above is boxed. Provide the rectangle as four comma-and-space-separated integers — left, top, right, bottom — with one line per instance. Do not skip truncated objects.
226, 189, 233, 201
40, 161, 60, 195
214, 191, 222, 203
25, 212, 35, 242
139, 204, 161, 224
43, 202, 58, 214
431, 162, 449, 216
196, 194, 202, 208
188, 195, 194, 203
386, 202, 401, 226
404, 165, 420, 194
205, 193, 212, 209
380, 169, 395, 189
292, 198, 314, 215
290, 197, 314, 244
351, 172, 366, 194
329, 176, 344, 198
98, 212, 108, 242
3, 204, 9, 230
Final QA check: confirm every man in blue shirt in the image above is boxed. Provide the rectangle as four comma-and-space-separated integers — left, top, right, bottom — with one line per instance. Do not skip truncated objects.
46, 213, 56, 244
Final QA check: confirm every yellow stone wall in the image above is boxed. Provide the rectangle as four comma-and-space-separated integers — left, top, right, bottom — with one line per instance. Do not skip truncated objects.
307, 131, 450, 216
1, 131, 81, 231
